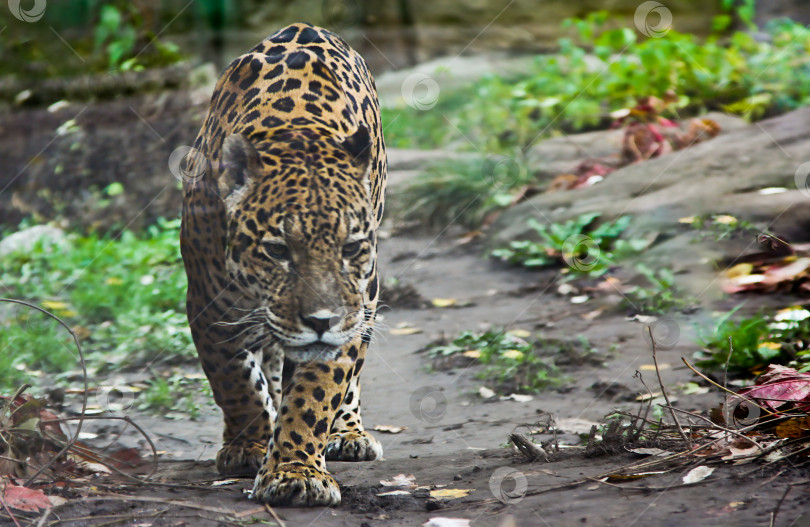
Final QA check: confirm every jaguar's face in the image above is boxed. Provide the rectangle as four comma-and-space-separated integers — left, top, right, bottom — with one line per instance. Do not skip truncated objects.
220, 129, 375, 360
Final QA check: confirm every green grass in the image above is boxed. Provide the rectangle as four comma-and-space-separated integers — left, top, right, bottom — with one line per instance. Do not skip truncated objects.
391, 157, 532, 230
695, 306, 810, 373
427, 329, 569, 393
0, 218, 193, 390
622, 264, 691, 315
382, 13, 810, 154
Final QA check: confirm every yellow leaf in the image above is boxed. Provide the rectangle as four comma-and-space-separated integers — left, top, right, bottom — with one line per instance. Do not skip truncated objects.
431, 298, 457, 308
759, 342, 781, 350
726, 263, 753, 279
41, 300, 68, 310
678, 216, 698, 224
105, 277, 124, 285
501, 349, 524, 360
390, 327, 422, 336
429, 488, 472, 500
462, 350, 481, 359
506, 329, 531, 338
713, 215, 737, 225
640, 363, 669, 371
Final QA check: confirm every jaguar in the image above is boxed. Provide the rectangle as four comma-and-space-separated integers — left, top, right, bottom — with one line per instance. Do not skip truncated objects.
180, 22, 386, 506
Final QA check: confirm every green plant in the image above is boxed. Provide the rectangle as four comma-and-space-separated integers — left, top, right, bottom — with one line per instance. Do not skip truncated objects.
428, 329, 566, 393
622, 264, 690, 314
695, 306, 810, 373
393, 157, 532, 229
138, 374, 210, 419
383, 12, 810, 153
0, 218, 193, 391
683, 214, 759, 241
492, 213, 646, 277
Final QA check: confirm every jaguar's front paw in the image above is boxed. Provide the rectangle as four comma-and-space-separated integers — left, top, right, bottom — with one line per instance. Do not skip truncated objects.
251, 462, 341, 507
325, 430, 383, 461
215, 440, 266, 477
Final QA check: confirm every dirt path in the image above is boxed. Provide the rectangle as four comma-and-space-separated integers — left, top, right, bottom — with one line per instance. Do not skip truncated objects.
22, 231, 806, 527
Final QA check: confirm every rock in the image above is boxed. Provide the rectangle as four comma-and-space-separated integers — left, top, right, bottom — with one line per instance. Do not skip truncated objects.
490, 107, 810, 300
491, 107, 810, 247
0, 225, 69, 257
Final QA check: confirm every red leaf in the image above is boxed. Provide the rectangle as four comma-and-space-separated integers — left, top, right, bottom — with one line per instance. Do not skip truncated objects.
738, 365, 810, 412
3, 483, 52, 512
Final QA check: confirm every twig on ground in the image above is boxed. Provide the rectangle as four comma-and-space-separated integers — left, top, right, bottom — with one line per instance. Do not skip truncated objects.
264, 503, 286, 527
648, 327, 690, 448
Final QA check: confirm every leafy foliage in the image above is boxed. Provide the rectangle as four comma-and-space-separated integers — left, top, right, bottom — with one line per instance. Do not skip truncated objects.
622, 264, 691, 315
428, 329, 566, 393
0, 219, 192, 390
383, 12, 810, 153
695, 306, 810, 373
492, 213, 646, 276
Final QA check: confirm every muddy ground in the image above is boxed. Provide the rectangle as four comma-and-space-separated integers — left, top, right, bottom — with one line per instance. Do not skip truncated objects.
2, 91, 810, 526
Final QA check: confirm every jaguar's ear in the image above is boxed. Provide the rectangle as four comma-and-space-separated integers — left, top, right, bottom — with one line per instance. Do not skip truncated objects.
341, 125, 372, 176
219, 134, 259, 200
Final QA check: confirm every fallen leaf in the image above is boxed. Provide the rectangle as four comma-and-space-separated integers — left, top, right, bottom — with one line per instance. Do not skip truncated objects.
462, 350, 481, 359
570, 295, 589, 304
431, 298, 458, 308
211, 479, 241, 486
373, 425, 407, 434
500, 393, 533, 403
390, 327, 422, 335
3, 483, 52, 512
581, 309, 604, 321
737, 364, 810, 412
377, 490, 411, 497
682, 466, 714, 484
429, 489, 472, 500
423, 519, 471, 527
479, 387, 496, 399
607, 471, 667, 481
380, 474, 416, 487
506, 329, 531, 338
628, 447, 669, 457
640, 363, 670, 371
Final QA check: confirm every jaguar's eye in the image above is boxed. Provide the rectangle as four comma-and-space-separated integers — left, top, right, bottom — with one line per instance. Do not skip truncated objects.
342, 240, 362, 258
262, 241, 290, 260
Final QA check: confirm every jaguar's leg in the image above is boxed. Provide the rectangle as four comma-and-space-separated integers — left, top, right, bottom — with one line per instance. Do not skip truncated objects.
199, 343, 282, 477
325, 350, 382, 461
252, 351, 357, 506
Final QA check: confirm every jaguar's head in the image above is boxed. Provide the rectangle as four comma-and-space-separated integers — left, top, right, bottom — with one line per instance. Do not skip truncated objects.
218, 127, 376, 361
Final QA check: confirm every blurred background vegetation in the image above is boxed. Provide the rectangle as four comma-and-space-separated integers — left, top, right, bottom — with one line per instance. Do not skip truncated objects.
2, 0, 810, 407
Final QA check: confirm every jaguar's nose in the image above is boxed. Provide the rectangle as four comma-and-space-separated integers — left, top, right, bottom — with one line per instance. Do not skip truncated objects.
301, 312, 335, 337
